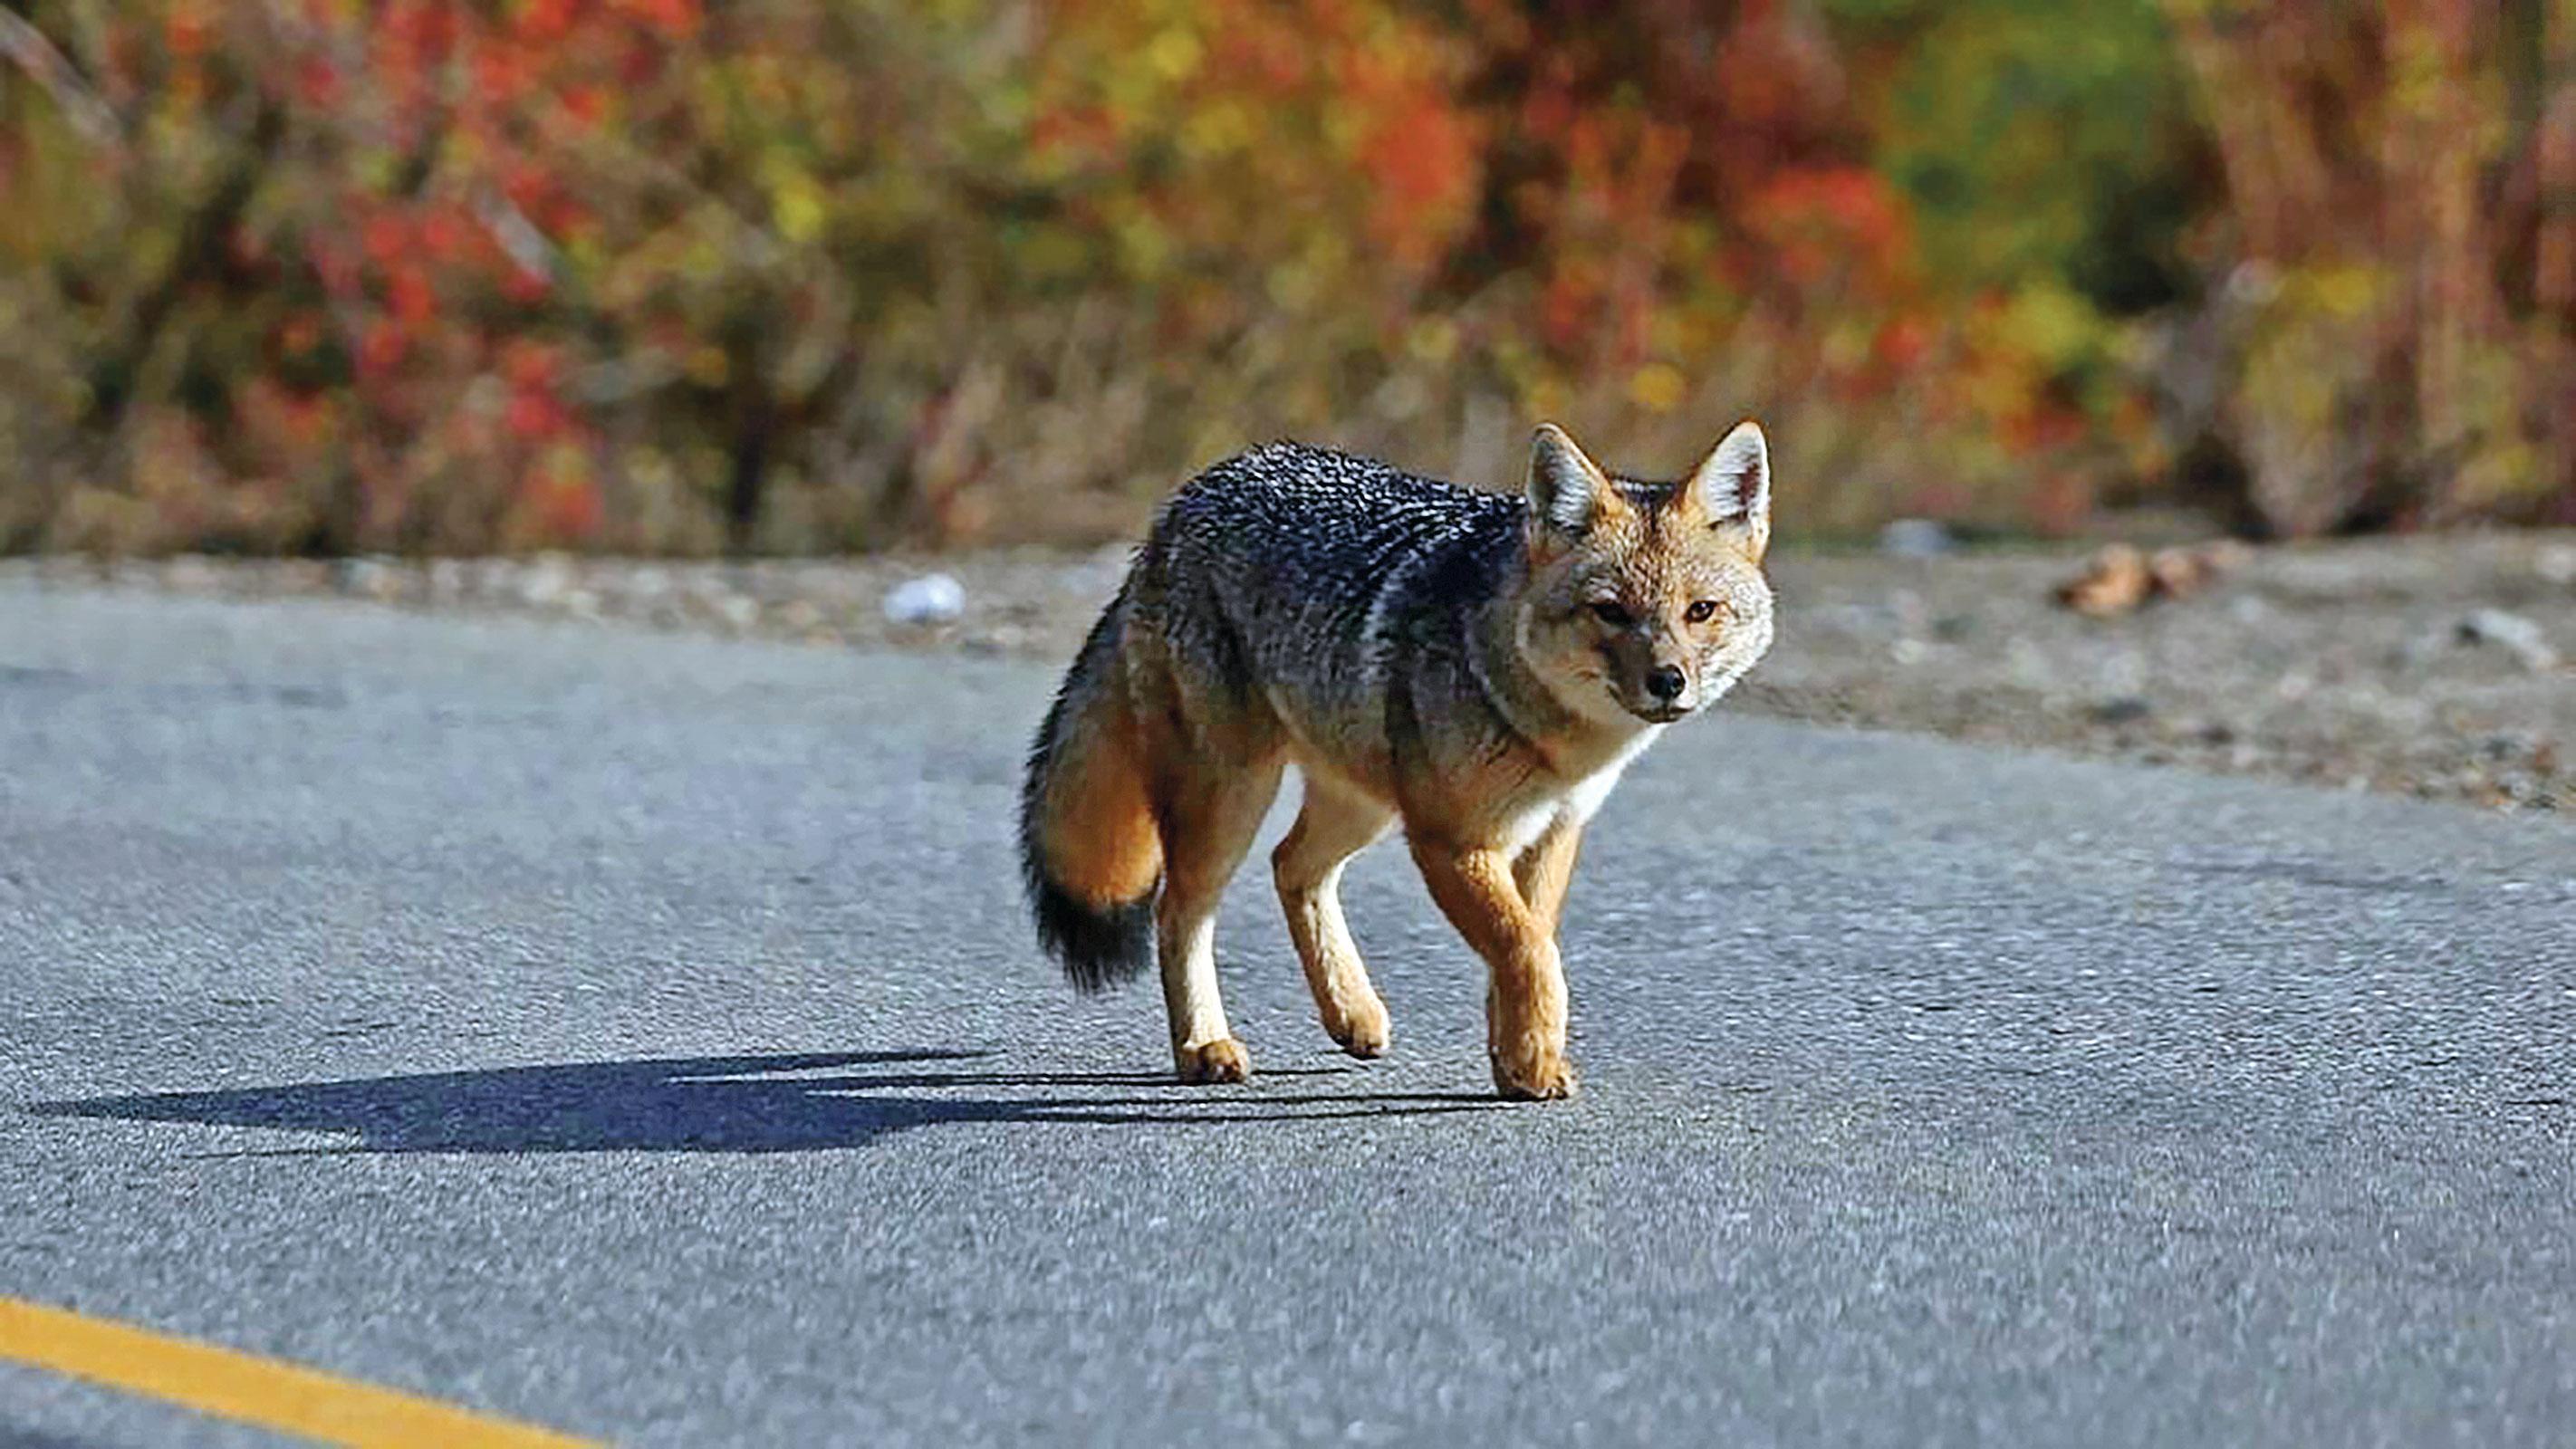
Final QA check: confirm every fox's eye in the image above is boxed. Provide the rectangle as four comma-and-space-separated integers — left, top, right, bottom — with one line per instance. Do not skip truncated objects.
1588, 600, 1635, 629
1685, 600, 1724, 625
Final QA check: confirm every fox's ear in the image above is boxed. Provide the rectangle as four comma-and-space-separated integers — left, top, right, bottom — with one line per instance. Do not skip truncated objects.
1526, 423, 1613, 536
1689, 420, 1770, 552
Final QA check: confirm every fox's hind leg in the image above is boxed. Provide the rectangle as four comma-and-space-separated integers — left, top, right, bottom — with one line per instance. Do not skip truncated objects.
1153, 753, 1285, 1084
1273, 778, 1395, 1058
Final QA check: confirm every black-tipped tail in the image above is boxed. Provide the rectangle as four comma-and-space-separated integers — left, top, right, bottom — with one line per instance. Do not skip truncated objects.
1024, 865, 1156, 993
1018, 600, 1159, 992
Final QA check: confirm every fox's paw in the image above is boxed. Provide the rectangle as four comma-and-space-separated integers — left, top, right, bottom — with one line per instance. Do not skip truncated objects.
1323, 994, 1391, 1060
1175, 1037, 1251, 1085
1490, 1048, 1577, 1102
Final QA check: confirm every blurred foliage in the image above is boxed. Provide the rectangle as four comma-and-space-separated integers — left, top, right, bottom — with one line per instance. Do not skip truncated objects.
2161, 0, 2576, 534
0, 0, 2567, 554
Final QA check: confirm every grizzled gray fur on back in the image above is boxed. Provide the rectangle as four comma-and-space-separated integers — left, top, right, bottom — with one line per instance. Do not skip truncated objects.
1141, 442, 1525, 708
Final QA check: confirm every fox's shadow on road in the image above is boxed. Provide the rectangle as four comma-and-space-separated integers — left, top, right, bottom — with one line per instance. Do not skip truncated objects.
29, 1050, 1503, 1155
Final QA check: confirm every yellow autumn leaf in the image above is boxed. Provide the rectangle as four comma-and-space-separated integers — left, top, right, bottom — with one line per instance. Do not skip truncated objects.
1629, 363, 1687, 414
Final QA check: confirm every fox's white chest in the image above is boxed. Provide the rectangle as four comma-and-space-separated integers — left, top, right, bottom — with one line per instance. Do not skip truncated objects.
1497, 724, 1663, 855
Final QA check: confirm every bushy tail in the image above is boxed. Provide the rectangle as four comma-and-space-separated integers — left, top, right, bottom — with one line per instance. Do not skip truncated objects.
1019, 601, 1162, 991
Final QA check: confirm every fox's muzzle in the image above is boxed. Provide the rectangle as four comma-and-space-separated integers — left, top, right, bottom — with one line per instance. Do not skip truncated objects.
1620, 657, 1696, 722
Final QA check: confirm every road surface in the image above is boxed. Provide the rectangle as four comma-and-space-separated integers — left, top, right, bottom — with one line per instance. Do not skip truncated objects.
3, 585, 2571, 1445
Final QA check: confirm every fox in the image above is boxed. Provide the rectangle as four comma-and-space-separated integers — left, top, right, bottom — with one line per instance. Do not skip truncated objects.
1018, 421, 1775, 1099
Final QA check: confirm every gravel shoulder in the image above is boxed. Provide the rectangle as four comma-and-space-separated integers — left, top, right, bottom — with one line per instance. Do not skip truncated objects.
7, 531, 2571, 811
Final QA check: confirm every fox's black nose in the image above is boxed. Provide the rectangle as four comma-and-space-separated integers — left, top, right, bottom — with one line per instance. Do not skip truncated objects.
1645, 665, 1687, 702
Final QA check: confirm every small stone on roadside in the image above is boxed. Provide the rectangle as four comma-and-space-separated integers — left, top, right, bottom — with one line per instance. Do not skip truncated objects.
2482, 732, 2533, 762
518, 552, 576, 608
2088, 695, 2154, 724
2456, 609, 2560, 671
883, 572, 966, 626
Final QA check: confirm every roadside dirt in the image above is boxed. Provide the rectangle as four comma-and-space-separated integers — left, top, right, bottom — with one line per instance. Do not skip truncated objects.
11, 531, 2571, 812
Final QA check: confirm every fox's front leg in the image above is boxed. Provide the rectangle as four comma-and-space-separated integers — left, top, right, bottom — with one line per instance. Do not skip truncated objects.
1514, 814, 1584, 936
1408, 838, 1573, 1100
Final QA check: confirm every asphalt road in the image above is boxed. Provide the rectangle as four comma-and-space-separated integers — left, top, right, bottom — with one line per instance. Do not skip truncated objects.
3, 585, 2571, 1447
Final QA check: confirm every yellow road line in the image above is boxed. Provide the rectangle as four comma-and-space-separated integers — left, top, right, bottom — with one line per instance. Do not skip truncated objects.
0, 1295, 594, 1447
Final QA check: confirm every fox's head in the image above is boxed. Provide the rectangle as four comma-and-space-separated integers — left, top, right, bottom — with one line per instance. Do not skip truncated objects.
1513, 420, 1776, 727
